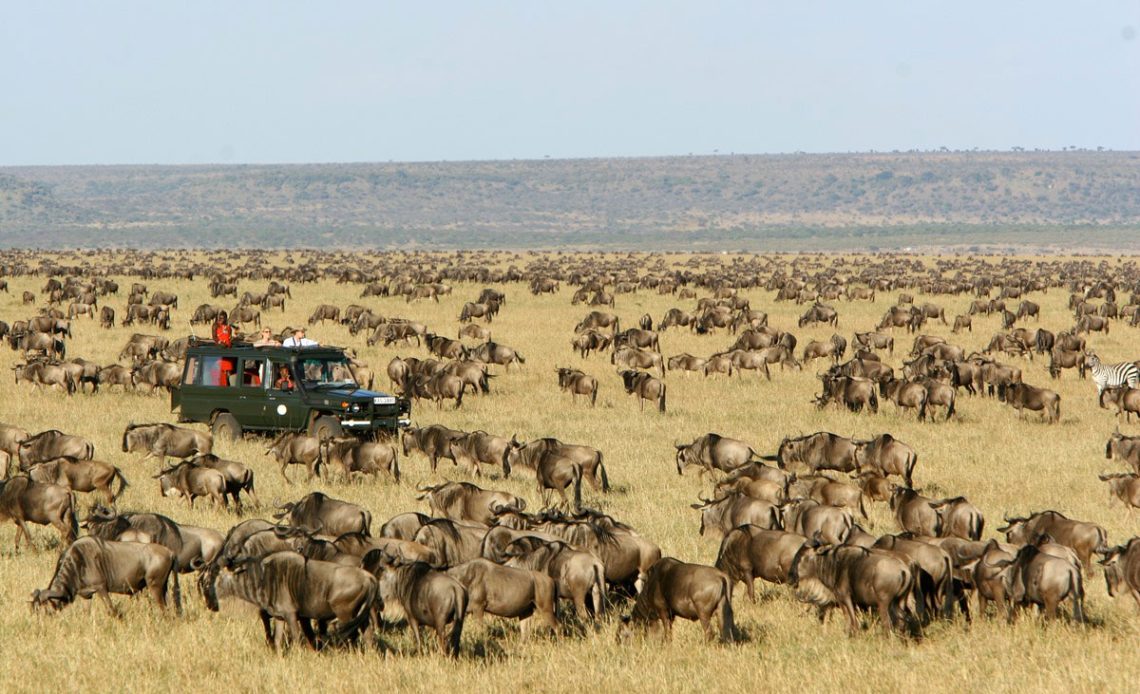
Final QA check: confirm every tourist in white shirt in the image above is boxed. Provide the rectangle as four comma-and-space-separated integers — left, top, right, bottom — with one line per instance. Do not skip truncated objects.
282, 327, 318, 347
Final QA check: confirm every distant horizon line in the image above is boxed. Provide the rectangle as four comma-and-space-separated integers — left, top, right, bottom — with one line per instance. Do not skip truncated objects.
2, 146, 1134, 170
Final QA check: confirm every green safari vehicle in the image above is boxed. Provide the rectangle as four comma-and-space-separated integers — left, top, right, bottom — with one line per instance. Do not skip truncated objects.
170, 341, 410, 440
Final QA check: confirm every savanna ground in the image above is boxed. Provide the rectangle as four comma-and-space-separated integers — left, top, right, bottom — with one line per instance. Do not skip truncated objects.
0, 252, 1138, 694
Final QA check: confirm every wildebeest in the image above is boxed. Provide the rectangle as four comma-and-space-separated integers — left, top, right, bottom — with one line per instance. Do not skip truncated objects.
782, 498, 854, 545
931, 497, 984, 540
853, 331, 894, 355
416, 481, 525, 525
266, 433, 323, 483
1100, 387, 1140, 422
951, 315, 972, 333
613, 328, 660, 352
798, 303, 839, 328
1098, 473, 1140, 513
84, 505, 184, 564
209, 550, 377, 650
556, 367, 599, 406
155, 461, 228, 509
715, 526, 807, 601
618, 369, 666, 412
989, 541, 1085, 622
0, 475, 78, 549
274, 492, 372, 537
505, 436, 609, 494
611, 347, 664, 378
879, 376, 928, 421
307, 304, 341, 325
675, 433, 759, 476
997, 382, 1060, 423
122, 423, 212, 466
445, 430, 510, 476
363, 551, 465, 656
890, 487, 942, 537
321, 437, 400, 483
802, 335, 847, 366
1105, 429, 1140, 474
18, 430, 94, 468
814, 374, 879, 413
402, 424, 465, 473
998, 510, 1108, 570
446, 558, 558, 635
460, 301, 501, 324
182, 454, 258, 510
771, 432, 858, 474
469, 340, 525, 370
691, 493, 780, 537
13, 360, 75, 394
32, 536, 180, 615
789, 543, 916, 636
617, 557, 735, 642
27, 457, 128, 505
1100, 538, 1140, 610
502, 536, 606, 619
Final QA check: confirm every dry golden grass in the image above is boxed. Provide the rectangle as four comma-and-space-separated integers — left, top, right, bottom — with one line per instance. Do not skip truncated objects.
1, 253, 1139, 693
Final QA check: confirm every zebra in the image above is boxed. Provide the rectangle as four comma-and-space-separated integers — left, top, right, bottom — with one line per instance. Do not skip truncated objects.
1086, 352, 1140, 405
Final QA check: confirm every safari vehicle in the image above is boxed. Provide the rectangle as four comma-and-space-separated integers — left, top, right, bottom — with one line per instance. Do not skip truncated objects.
171, 342, 410, 440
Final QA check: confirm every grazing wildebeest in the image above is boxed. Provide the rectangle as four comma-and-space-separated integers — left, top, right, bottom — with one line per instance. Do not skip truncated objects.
998, 510, 1108, 571
618, 369, 666, 412
853, 331, 894, 355
872, 534, 956, 619
613, 328, 661, 352
691, 493, 780, 537
951, 315, 972, 333
457, 323, 492, 341
574, 310, 620, 334
788, 543, 916, 636
209, 550, 377, 650
1097, 473, 1140, 513
715, 526, 807, 601
502, 536, 606, 619
122, 423, 212, 466
556, 367, 599, 406
617, 557, 736, 642
266, 433, 323, 483
802, 335, 847, 366
274, 492, 372, 538
28, 457, 128, 505
930, 497, 984, 540
675, 433, 759, 476
469, 340, 525, 370
611, 347, 664, 378
771, 432, 858, 474
804, 476, 867, 518
890, 487, 942, 536
1099, 538, 1140, 611
18, 430, 94, 468
180, 454, 258, 510
0, 475, 78, 549
446, 558, 558, 635
32, 536, 180, 616
798, 303, 839, 328
307, 304, 341, 325
402, 424, 465, 473
997, 382, 1060, 423
416, 481, 525, 526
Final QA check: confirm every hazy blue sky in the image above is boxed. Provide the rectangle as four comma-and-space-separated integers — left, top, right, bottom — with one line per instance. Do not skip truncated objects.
2, 1, 1137, 165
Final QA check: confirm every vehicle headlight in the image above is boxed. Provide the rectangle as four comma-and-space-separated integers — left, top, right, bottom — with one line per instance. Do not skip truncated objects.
350, 403, 361, 413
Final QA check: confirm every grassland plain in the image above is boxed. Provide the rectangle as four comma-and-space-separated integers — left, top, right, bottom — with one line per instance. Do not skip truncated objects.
0, 253, 1138, 694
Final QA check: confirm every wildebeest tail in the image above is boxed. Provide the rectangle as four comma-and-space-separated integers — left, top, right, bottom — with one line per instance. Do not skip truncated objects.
169, 564, 183, 616
970, 511, 984, 541
1071, 565, 1085, 623
112, 467, 130, 502
858, 493, 868, 520
571, 463, 583, 511
598, 452, 610, 492
905, 452, 917, 488
869, 389, 878, 414
590, 381, 598, 407
591, 562, 606, 617
719, 574, 736, 643
449, 584, 467, 658
515, 352, 525, 365
334, 580, 377, 646
946, 395, 956, 420
391, 449, 401, 483
65, 501, 79, 543
658, 383, 666, 413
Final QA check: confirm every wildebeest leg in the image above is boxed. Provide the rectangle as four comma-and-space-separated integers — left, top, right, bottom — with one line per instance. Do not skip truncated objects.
841, 597, 860, 636
13, 518, 34, 551
284, 612, 307, 649
260, 610, 275, 646
407, 617, 425, 652
96, 589, 121, 618
280, 461, 293, 485
878, 599, 894, 637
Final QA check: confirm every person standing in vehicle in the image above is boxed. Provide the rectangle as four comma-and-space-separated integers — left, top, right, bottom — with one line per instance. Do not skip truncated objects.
213, 311, 234, 347
282, 327, 318, 347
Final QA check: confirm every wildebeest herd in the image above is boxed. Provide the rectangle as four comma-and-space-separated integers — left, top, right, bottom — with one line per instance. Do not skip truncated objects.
2, 249, 1140, 667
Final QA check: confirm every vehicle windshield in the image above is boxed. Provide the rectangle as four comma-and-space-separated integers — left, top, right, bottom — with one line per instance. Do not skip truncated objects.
298, 358, 356, 387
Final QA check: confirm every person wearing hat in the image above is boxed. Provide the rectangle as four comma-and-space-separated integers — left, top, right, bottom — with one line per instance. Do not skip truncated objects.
253, 327, 281, 347
282, 326, 318, 348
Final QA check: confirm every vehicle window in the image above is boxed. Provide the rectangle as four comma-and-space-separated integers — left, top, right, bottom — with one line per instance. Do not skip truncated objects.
239, 358, 267, 387
184, 356, 198, 386
196, 356, 234, 387
299, 358, 356, 386
271, 362, 296, 391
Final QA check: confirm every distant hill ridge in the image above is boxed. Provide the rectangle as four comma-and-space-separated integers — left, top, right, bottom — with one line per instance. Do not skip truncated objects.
1, 151, 1138, 249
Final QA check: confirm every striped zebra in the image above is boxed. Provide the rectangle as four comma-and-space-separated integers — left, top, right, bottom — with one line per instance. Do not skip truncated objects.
1086, 352, 1140, 403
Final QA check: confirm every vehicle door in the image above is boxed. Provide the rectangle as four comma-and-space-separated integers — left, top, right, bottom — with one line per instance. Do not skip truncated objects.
232, 355, 270, 429
177, 354, 225, 422
266, 361, 308, 429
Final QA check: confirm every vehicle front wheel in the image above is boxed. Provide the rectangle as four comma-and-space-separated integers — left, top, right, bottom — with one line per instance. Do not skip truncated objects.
212, 413, 242, 442
309, 415, 343, 440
